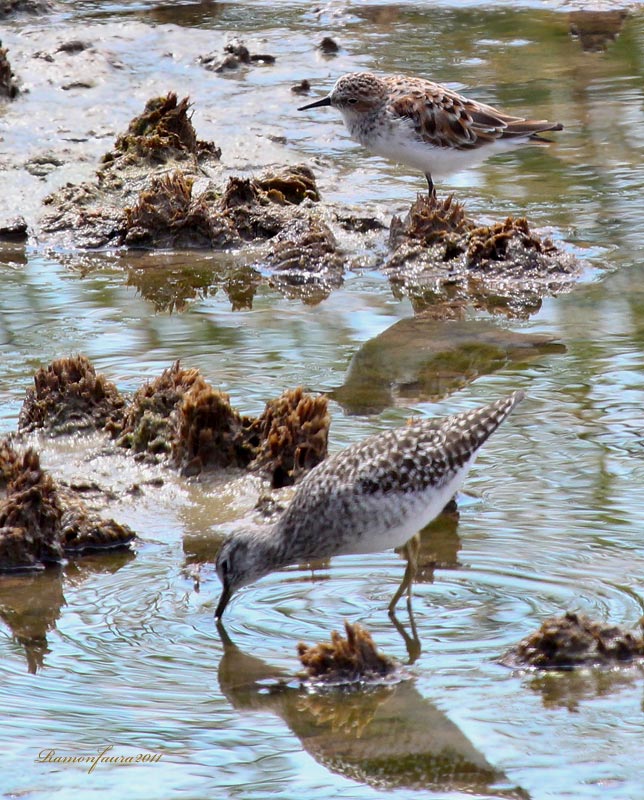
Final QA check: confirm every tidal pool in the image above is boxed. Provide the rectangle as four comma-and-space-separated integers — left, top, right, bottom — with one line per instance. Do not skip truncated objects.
1, 2, 644, 799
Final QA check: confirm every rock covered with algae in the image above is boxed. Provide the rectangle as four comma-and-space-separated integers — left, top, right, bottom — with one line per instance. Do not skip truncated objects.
112, 361, 207, 456
18, 355, 125, 435
248, 386, 330, 488
171, 383, 255, 476
500, 611, 644, 670
386, 193, 582, 317
298, 621, 401, 684
40, 91, 329, 255
18, 356, 330, 488
0, 40, 20, 99
0, 442, 135, 571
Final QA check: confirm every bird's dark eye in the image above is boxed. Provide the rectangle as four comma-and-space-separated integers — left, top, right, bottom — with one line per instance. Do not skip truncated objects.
348, 97, 358, 105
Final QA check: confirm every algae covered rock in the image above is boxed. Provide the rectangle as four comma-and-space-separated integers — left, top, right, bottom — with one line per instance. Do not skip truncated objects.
500, 611, 644, 669
386, 193, 582, 317
0, 442, 135, 571
19, 355, 125, 435
298, 621, 400, 683
249, 387, 329, 488
172, 384, 255, 476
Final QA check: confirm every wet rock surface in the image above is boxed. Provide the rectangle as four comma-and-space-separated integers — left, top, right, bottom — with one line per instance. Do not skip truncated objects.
264, 217, 345, 301
386, 194, 582, 317
40, 92, 328, 259
0, 443, 135, 571
500, 611, 644, 670
0, 216, 28, 242
298, 621, 401, 684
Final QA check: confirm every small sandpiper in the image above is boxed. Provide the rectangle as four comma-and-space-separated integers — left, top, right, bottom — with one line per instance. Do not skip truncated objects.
298, 71, 562, 195
215, 390, 524, 618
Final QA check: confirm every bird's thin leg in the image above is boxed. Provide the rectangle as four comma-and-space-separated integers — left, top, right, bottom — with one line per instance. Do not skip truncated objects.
425, 173, 436, 199
388, 534, 420, 615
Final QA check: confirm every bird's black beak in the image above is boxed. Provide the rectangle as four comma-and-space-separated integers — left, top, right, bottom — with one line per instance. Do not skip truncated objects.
215, 581, 232, 619
298, 96, 332, 111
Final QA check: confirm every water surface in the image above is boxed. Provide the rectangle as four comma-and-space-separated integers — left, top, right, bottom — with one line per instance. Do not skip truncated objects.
2, 2, 644, 798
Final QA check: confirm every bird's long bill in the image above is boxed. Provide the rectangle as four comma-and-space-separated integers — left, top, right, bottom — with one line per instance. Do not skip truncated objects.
297, 96, 331, 111
215, 581, 232, 619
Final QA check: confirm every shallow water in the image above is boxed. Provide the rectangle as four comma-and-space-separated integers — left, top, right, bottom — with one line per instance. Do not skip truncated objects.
2, 1, 644, 798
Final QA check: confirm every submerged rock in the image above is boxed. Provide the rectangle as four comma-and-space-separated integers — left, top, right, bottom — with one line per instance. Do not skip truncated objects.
500, 611, 644, 670
386, 194, 582, 317
19, 355, 125, 435
298, 621, 400, 683
199, 39, 276, 72
0, 443, 134, 571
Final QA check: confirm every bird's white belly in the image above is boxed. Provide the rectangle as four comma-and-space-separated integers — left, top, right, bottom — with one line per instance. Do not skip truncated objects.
336, 455, 477, 556
366, 130, 509, 179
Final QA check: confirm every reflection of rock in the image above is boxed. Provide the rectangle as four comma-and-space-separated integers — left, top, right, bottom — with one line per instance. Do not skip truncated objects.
386, 194, 581, 318
298, 620, 400, 683
0, 443, 136, 570
19, 355, 125, 434
124, 252, 260, 312
0, 552, 134, 673
526, 667, 639, 713
569, 10, 628, 52
332, 315, 564, 415
0, 571, 64, 673
217, 624, 529, 798
500, 611, 644, 669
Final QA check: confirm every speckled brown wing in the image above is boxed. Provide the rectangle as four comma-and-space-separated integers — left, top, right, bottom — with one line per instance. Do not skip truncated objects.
388, 84, 561, 151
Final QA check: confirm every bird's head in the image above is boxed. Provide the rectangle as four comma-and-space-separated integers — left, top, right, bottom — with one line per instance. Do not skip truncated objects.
214, 530, 272, 618
298, 72, 386, 115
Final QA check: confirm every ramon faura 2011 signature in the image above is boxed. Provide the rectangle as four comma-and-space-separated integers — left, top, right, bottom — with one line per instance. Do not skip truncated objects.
35, 744, 163, 774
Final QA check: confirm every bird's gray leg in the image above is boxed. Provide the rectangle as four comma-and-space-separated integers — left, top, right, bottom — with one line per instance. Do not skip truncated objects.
425, 173, 436, 199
